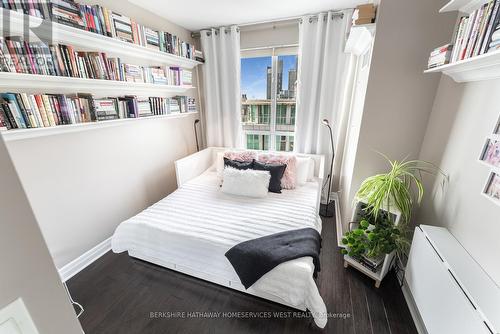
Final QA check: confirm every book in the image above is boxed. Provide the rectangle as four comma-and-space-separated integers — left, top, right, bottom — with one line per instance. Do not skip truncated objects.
94, 97, 119, 120
481, 0, 500, 55
1, 93, 27, 128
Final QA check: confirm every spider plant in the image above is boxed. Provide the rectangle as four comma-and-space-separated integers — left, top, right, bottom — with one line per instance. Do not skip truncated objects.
348, 154, 446, 261
356, 154, 445, 224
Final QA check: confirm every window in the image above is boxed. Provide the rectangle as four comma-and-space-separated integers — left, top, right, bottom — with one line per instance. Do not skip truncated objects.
246, 134, 269, 150
241, 51, 297, 151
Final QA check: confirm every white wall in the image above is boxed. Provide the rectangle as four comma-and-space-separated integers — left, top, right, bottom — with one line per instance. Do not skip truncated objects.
339, 0, 457, 228
240, 20, 299, 50
6, 115, 198, 268
4, 0, 202, 268
0, 136, 82, 333
418, 76, 500, 285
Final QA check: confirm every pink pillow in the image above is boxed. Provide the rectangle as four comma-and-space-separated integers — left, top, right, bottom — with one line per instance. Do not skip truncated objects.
258, 154, 297, 189
224, 151, 257, 162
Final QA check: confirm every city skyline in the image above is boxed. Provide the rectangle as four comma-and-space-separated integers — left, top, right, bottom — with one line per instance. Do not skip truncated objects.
241, 55, 297, 100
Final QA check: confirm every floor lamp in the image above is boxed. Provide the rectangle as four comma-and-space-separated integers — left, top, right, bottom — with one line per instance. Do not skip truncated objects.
321, 119, 335, 217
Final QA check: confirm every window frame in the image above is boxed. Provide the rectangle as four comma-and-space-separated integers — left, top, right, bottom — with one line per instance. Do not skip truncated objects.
240, 46, 298, 152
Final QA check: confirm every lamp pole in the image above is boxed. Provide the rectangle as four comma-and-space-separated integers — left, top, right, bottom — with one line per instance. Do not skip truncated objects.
321, 119, 335, 217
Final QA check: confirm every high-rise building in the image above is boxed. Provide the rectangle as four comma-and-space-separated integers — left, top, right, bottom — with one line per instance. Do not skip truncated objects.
288, 69, 297, 98
266, 60, 283, 99
266, 66, 272, 99
276, 59, 283, 96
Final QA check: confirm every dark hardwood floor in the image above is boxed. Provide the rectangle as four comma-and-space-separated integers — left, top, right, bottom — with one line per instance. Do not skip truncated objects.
68, 204, 418, 334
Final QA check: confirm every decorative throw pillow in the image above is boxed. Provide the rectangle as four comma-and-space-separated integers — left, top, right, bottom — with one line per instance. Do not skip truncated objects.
221, 167, 270, 198
224, 150, 257, 162
257, 154, 297, 189
223, 157, 254, 170
253, 160, 287, 193
296, 157, 315, 185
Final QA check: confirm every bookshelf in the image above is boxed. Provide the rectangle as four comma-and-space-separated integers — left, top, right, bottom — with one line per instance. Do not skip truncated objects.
0, 111, 198, 142
424, 48, 500, 82
0, 72, 195, 97
0, 7, 203, 139
0, 8, 202, 69
427, 0, 500, 82
440, 0, 489, 13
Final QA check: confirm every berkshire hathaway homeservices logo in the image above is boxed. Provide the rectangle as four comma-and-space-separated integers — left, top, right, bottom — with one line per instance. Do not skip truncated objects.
2, 2, 54, 45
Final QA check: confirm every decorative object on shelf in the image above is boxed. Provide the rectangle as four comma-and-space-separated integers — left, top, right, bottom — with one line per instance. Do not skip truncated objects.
352, 4, 376, 25
194, 119, 200, 151
483, 171, 500, 204
320, 119, 335, 218
341, 154, 446, 287
480, 138, 500, 168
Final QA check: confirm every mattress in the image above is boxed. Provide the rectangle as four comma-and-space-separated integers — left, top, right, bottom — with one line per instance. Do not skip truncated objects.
111, 170, 327, 328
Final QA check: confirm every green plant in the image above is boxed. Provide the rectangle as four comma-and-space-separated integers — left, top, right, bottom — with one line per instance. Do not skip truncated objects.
356, 155, 444, 223
341, 210, 402, 259
341, 155, 445, 261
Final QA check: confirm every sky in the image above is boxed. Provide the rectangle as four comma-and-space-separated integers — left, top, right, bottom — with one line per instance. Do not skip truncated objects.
241, 55, 297, 100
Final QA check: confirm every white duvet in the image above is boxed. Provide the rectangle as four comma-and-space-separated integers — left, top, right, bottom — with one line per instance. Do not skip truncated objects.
111, 171, 327, 328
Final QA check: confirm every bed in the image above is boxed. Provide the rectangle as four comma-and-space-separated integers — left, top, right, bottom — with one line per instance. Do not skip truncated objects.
111, 147, 328, 328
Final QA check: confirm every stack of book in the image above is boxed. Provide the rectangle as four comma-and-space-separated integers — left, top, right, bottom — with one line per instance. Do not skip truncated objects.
194, 50, 205, 63
50, 0, 84, 28
80, 3, 113, 37
170, 96, 196, 114
149, 97, 169, 115
122, 64, 144, 83
181, 69, 193, 85
427, 44, 453, 68
450, 0, 500, 63
359, 254, 385, 273
0, 0, 197, 60
0, 92, 197, 130
353, 4, 376, 25
0, 92, 98, 128
144, 28, 160, 50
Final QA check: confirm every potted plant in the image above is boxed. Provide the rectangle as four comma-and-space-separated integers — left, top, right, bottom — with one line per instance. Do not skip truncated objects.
341, 155, 445, 280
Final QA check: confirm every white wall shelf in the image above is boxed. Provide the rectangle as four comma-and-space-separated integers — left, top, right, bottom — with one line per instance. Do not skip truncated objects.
440, 0, 489, 13
0, 112, 198, 142
424, 49, 500, 82
0, 72, 195, 97
0, 8, 202, 69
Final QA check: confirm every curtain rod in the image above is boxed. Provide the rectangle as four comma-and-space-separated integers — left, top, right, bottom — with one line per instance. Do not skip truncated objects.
191, 10, 346, 38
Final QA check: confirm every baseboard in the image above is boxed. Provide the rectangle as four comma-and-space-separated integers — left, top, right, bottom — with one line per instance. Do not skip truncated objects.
401, 280, 428, 334
331, 192, 343, 247
58, 237, 112, 282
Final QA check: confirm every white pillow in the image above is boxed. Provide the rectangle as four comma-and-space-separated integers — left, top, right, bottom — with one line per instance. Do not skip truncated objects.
221, 167, 270, 198
216, 151, 225, 175
296, 157, 315, 185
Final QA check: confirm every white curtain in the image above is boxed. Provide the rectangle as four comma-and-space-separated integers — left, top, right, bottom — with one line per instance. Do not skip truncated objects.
200, 26, 242, 148
294, 11, 353, 176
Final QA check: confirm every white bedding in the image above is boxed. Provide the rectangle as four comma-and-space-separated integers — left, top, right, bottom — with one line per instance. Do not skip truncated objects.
111, 170, 327, 328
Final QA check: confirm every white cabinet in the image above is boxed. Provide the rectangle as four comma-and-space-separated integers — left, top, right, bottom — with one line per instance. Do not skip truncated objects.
405, 225, 499, 334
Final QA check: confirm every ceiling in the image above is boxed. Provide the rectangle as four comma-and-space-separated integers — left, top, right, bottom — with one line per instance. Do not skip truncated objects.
128, 0, 369, 31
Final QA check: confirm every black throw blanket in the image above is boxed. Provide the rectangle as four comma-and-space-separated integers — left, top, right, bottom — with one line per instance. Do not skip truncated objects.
225, 228, 322, 289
